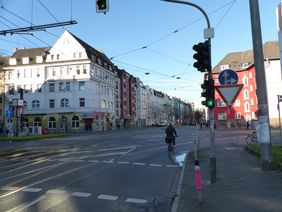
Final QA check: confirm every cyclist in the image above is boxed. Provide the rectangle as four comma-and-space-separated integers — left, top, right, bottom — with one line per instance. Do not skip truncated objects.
165, 123, 177, 145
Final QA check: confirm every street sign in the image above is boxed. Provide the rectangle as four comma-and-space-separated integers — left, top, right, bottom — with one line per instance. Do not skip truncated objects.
218, 69, 238, 85
278, 95, 282, 102
6, 109, 13, 118
215, 84, 243, 107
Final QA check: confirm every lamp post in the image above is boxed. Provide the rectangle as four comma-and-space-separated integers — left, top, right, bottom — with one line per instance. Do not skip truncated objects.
161, 0, 216, 183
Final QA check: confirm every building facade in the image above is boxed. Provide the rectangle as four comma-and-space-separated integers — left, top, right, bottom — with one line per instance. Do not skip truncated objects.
211, 41, 281, 128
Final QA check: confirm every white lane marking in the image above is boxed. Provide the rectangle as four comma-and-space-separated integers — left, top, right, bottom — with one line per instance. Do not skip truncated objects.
46, 189, 67, 195
149, 164, 163, 167
97, 194, 119, 201
166, 165, 178, 168
88, 160, 99, 163
101, 160, 114, 163
93, 152, 129, 157
7, 195, 47, 212
121, 147, 137, 155
126, 198, 148, 204
2, 186, 19, 191
22, 188, 42, 192
72, 192, 91, 197
132, 163, 146, 166
117, 161, 130, 164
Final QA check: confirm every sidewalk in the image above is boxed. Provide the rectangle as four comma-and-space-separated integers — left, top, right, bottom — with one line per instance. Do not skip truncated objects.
176, 142, 282, 212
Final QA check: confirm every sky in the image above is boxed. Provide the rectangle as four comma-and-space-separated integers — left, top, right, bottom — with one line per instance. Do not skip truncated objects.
0, 0, 280, 108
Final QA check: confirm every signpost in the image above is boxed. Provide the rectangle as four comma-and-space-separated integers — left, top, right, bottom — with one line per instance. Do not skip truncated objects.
6, 109, 13, 149
216, 69, 243, 108
277, 95, 282, 144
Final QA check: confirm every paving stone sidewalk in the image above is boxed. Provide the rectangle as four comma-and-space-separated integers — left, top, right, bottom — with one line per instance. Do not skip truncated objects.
177, 142, 282, 212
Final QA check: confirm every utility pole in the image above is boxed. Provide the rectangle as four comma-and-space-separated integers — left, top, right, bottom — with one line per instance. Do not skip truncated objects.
161, 0, 216, 183
249, 0, 273, 170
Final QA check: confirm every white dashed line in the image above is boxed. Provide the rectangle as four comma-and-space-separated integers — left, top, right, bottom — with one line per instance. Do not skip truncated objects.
165, 165, 178, 168
97, 194, 119, 201
72, 159, 84, 162
47, 189, 67, 195
72, 192, 92, 197
117, 161, 130, 164
101, 160, 114, 163
126, 198, 148, 204
22, 188, 42, 192
149, 164, 163, 167
88, 160, 99, 163
132, 162, 146, 166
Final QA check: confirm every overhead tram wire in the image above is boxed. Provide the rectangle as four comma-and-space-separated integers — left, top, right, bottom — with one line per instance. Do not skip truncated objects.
109, 0, 237, 61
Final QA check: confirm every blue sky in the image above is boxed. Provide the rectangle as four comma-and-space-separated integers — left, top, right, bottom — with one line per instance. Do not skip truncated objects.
0, 0, 280, 108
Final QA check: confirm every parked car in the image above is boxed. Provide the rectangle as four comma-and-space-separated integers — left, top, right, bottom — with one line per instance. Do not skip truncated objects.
157, 121, 168, 127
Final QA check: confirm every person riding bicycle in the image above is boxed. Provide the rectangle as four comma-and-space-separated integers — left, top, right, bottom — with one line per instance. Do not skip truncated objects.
165, 123, 177, 145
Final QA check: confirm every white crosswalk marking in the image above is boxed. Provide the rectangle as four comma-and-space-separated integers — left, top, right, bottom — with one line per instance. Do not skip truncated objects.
97, 194, 118, 201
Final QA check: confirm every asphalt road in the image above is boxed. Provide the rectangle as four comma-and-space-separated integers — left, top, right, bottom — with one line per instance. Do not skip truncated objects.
0, 126, 199, 212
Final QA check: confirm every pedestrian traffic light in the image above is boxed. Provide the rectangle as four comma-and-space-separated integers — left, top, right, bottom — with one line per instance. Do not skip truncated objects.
96, 0, 109, 13
201, 79, 214, 109
192, 40, 210, 73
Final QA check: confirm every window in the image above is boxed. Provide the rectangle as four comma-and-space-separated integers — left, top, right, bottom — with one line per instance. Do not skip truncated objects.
24, 101, 27, 108
48, 117, 56, 129
79, 52, 82, 58
59, 82, 64, 91
77, 66, 80, 75
244, 90, 249, 100
73, 53, 76, 58
217, 101, 226, 107
79, 81, 85, 90
244, 77, 248, 86
49, 99, 55, 108
66, 82, 70, 91
32, 100, 40, 109
233, 99, 240, 107
83, 65, 87, 74
220, 64, 229, 71
37, 84, 42, 93
8, 85, 15, 95
250, 85, 253, 92
244, 102, 250, 112
17, 70, 20, 78
101, 100, 107, 109
251, 98, 254, 105
72, 116, 79, 128
56, 54, 60, 60
61, 98, 69, 108
49, 83, 55, 92
51, 55, 54, 60
218, 113, 227, 120
22, 57, 29, 64
249, 72, 252, 79
234, 112, 241, 119
52, 68, 56, 77
33, 117, 41, 126
79, 98, 85, 107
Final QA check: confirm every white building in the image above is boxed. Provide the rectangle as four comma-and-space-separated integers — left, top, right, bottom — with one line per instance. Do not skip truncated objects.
2, 31, 119, 134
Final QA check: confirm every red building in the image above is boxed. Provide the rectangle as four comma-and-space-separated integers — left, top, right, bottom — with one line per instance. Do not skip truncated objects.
116, 67, 136, 128
211, 41, 278, 128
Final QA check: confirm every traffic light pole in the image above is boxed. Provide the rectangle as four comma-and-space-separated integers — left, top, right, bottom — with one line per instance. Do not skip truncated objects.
161, 0, 216, 183
249, 0, 273, 170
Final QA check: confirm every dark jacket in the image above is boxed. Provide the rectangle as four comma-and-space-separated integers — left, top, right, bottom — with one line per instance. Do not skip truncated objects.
166, 125, 177, 138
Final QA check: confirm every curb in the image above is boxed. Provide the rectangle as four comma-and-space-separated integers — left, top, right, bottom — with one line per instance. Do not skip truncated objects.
171, 152, 188, 212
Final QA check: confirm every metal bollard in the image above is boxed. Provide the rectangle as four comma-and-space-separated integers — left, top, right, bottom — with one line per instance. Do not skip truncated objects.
195, 159, 203, 204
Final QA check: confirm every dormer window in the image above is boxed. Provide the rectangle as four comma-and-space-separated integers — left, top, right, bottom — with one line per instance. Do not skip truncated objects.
36, 56, 43, 63
9, 58, 17, 65
22, 57, 30, 64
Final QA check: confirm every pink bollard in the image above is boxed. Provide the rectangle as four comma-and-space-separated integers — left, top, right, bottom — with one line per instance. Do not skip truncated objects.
195, 160, 202, 191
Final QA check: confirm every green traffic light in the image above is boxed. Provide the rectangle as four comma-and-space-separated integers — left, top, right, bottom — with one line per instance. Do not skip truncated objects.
207, 99, 214, 107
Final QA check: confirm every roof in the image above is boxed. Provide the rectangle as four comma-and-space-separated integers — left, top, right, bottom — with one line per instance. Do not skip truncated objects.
212, 41, 280, 73
68, 31, 113, 66
1, 47, 50, 66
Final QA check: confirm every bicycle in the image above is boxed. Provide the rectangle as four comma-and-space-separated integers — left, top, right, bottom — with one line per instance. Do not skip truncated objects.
166, 137, 175, 159
246, 131, 257, 144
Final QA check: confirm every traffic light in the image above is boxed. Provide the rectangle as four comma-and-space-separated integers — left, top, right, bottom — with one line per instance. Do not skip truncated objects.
201, 79, 214, 109
192, 40, 210, 72
96, 0, 109, 13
